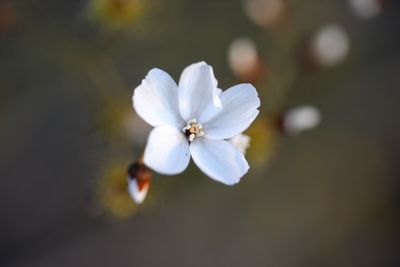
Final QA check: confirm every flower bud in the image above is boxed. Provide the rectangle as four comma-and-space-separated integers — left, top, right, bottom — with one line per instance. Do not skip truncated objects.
228, 134, 251, 155
127, 160, 151, 204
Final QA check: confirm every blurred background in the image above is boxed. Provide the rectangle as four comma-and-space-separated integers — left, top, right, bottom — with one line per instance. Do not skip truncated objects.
1, 0, 400, 266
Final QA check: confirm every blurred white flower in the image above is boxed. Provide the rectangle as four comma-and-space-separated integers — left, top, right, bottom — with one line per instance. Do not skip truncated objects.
133, 62, 260, 185
228, 37, 260, 81
283, 105, 321, 136
228, 134, 251, 155
244, 0, 287, 29
348, 0, 382, 20
311, 24, 350, 67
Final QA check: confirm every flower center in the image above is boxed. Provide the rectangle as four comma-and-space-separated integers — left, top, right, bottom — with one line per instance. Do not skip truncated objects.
182, 119, 204, 142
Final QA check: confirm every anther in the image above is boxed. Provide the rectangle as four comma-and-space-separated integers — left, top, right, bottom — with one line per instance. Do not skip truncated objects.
182, 119, 205, 142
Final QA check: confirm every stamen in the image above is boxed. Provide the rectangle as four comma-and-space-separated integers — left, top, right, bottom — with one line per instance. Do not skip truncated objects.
188, 134, 196, 142
182, 119, 205, 142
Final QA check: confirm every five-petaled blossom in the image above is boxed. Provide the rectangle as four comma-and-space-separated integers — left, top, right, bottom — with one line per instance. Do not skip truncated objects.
132, 62, 260, 185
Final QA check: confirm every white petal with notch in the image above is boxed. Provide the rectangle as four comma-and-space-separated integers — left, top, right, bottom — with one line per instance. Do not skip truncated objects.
204, 83, 260, 140
178, 62, 222, 123
133, 68, 183, 128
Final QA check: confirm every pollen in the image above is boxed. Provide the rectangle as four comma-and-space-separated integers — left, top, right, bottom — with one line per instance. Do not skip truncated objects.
182, 119, 204, 142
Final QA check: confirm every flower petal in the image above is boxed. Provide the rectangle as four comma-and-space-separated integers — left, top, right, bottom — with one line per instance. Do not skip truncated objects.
143, 125, 190, 175
190, 138, 249, 185
178, 62, 222, 123
133, 68, 183, 128
204, 83, 260, 140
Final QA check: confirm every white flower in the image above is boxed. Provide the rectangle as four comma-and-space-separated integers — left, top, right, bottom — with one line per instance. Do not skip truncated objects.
244, 0, 287, 29
228, 37, 259, 78
228, 134, 251, 155
311, 24, 350, 67
348, 0, 382, 20
283, 105, 321, 136
133, 62, 260, 185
